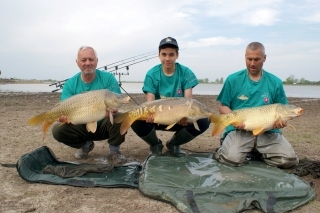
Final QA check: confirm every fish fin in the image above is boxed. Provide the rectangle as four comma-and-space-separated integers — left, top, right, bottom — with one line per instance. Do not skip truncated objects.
165, 123, 177, 130
231, 122, 242, 126
109, 111, 114, 124
209, 114, 220, 123
211, 124, 226, 136
252, 128, 265, 136
288, 124, 296, 132
210, 115, 227, 136
86, 122, 97, 133
42, 120, 53, 141
28, 112, 47, 125
58, 117, 70, 126
123, 97, 130, 103
193, 121, 200, 131
113, 112, 129, 123
276, 119, 284, 128
119, 117, 136, 135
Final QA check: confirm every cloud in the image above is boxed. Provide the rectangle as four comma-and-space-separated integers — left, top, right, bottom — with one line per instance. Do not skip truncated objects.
202, 0, 281, 26
301, 13, 320, 23
0, 0, 320, 82
238, 9, 279, 26
185, 37, 243, 48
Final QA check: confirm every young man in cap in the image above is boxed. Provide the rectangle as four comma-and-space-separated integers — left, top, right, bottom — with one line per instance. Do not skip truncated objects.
131, 37, 210, 157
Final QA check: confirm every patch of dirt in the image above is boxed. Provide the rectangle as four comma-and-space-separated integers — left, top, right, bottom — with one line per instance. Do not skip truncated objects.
0, 92, 319, 213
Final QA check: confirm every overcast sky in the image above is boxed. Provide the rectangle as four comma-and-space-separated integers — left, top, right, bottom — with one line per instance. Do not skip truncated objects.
1, 0, 319, 82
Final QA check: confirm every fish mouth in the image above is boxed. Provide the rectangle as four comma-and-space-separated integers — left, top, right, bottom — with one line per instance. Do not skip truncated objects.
297, 108, 303, 116
123, 97, 131, 104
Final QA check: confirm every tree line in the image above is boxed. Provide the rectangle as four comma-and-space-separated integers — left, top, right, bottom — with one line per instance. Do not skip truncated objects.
283, 75, 320, 85
198, 75, 320, 85
198, 77, 224, 84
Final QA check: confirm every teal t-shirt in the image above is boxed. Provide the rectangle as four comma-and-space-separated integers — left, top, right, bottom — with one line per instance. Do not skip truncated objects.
217, 69, 288, 136
142, 63, 198, 99
61, 69, 121, 101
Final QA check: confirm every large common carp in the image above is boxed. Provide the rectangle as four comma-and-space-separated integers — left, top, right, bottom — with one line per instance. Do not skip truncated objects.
210, 104, 303, 136
114, 98, 213, 135
28, 89, 130, 140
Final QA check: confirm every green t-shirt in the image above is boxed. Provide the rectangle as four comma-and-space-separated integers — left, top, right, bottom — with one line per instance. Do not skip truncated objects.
142, 63, 198, 100
217, 69, 288, 136
61, 69, 121, 101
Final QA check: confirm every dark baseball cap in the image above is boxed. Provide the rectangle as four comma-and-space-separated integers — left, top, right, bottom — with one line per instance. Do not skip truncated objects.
159, 37, 179, 50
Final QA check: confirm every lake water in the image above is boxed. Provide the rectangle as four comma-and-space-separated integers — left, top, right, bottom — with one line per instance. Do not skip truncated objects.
0, 83, 319, 98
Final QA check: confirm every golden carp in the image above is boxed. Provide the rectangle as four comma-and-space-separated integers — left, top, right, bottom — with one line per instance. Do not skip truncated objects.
114, 98, 213, 135
28, 89, 130, 140
210, 104, 303, 136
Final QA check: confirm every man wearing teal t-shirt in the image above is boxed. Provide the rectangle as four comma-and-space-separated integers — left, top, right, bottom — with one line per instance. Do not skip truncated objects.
51, 46, 127, 163
131, 37, 210, 157
215, 42, 298, 169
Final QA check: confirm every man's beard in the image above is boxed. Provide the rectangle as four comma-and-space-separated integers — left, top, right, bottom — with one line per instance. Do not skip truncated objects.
83, 69, 95, 76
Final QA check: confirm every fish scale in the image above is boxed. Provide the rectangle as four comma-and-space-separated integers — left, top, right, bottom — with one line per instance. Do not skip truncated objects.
114, 98, 213, 135
210, 104, 303, 136
28, 89, 130, 141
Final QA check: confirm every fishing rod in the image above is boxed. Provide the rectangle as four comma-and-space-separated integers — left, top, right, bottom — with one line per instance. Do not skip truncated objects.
100, 51, 157, 68
98, 53, 157, 71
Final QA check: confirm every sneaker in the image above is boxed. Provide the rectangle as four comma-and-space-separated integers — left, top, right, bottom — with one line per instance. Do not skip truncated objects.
74, 141, 95, 159
107, 151, 127, 164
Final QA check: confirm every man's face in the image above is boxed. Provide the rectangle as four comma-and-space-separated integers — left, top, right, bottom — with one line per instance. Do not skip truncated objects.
76, 48, 98, 75
159, 48, 179, 69
245, 48, 266, 76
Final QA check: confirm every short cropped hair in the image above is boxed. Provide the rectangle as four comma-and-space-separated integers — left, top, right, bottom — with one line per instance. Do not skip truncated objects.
77, 46, 98, 58
246, 42, 265, 55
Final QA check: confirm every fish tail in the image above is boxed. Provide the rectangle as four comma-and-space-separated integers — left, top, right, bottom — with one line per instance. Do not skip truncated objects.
114, 112, 129, 123
210, 114, 228, 136
28, 112, 47, 125
119, 116, 136, 135
113, 112, 137, 135
209, 114, 219, 123
42, 120, 53, 141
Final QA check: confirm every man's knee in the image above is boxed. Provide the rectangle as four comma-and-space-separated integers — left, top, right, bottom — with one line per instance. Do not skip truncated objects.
52, 123, 62, 141
186, 118, 210, 136
264, 156, 299, 169
131, 120, 153, 137
215, 145, 248, 166
198, 118, 210, 132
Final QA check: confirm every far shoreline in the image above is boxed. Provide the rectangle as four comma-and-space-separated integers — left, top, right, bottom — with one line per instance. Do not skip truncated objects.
0, 91, 319, 101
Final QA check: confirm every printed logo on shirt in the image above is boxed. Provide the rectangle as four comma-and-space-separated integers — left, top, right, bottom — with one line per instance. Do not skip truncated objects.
261, 92, 270, 104
237, 94, 248, 100
176, 89, 182, 97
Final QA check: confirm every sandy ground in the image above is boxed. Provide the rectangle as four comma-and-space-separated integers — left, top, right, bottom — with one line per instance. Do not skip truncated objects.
0, 92, 319, 213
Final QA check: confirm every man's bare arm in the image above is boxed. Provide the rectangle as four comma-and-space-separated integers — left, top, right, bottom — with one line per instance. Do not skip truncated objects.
146, 93, 155, 102
184, 88, 192, 98
146, 93, 155, 123
218, 101, 232, 114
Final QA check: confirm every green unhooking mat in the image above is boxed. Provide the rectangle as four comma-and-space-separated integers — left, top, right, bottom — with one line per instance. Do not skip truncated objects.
139, 155, 315, 213
16, 146, 140, 188
13, 147, 315, 213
